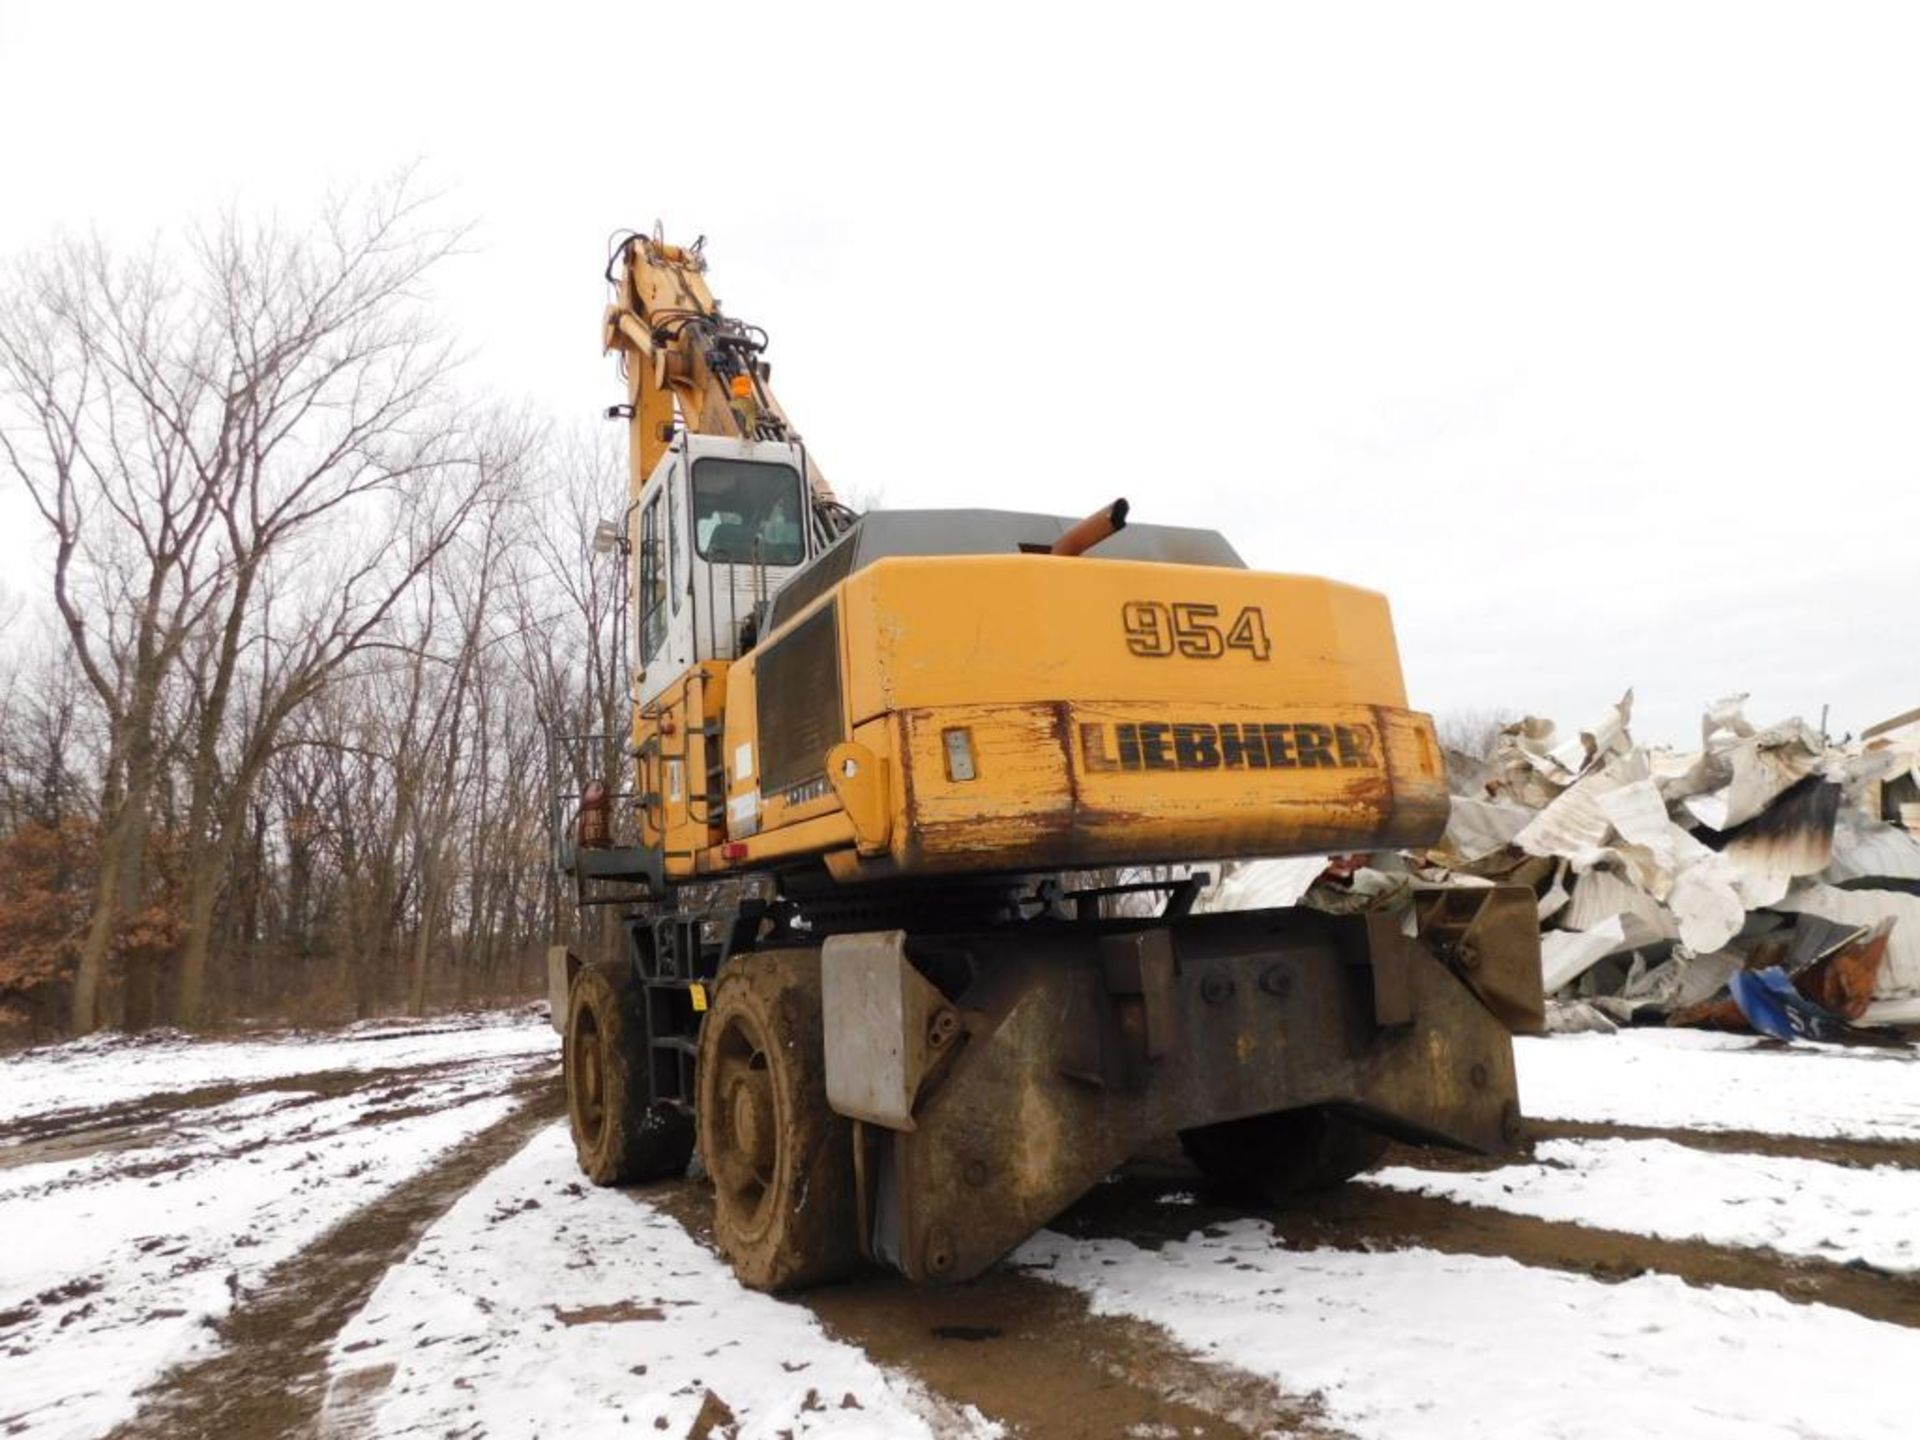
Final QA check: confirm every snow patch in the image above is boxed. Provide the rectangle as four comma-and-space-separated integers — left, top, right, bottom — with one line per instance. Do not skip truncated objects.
1017, 1221, 1920, 1440
0, 1009, 555, 1128
1369, 1137, 1920, 1272
1516, 1029, 1920, 1141
317, 1123, 999, 1439
0, 1060, 540, 1439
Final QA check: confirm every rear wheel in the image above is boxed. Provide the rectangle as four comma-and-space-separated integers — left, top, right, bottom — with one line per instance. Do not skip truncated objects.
1179, 1105, 1389, 1203
697, 949, 859, 1291
564, 964, 694, 1185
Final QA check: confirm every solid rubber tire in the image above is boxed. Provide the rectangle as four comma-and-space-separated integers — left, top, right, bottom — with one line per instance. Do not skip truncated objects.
564, 964, 694, 1185
696, 949, 859, 1292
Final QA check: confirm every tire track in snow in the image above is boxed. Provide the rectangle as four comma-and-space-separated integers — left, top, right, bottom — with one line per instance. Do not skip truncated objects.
106, 1075, 563, 1440
648, 1179, 1343, 1439
1017, 1222, 1920, 1440
1369, 1137, 1920, 1273
316, 1125, 1000, 1440
1530, 1116, 1920, 1170
1050, 1166, 1920, 1330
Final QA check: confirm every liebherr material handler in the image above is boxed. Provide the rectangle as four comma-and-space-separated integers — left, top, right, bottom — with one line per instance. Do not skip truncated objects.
551, 229, 1543, 1290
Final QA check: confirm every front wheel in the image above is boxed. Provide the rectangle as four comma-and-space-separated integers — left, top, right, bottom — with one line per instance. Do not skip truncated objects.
1179, 1105, 1389, 1203
697, 949, 860, 1291
564, 965, 694, 1185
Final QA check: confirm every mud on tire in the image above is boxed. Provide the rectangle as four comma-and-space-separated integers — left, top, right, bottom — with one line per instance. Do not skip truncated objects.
1179, 1104, 1390, 1203
697, 949, 860, 1292
564, 964, 694, 1185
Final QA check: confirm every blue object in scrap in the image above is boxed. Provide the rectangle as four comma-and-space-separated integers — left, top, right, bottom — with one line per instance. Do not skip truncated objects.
1728, 966, 1909, 1049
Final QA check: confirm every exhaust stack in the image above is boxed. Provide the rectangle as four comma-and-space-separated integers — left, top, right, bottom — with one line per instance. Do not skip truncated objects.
1051, 497, 1130, 557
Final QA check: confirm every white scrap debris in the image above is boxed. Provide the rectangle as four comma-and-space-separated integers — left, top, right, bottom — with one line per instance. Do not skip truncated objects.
1826, 811, 1920, 886
1561, 868, 1675, 945
1513, 769, 1623, 869
1085, 694, 1920, 1018
1540, 920, 1630, 994
1196, 855, 1328, 912
1434, 693, 1920, 1007
1769, 884, 1920, 998
1540, 999, 1618, 1034
1683, 720, 1828, 832
1595, 948, 1742, 1019
1865, 995, 1920, 1026
1664, 849, 1748, 954
1441, 796, 1534, 862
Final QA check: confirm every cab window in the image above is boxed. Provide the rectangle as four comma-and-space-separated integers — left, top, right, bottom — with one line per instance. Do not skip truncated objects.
639, 492, 666, 659
692, 459, 804, 566
667, 466, 684, 614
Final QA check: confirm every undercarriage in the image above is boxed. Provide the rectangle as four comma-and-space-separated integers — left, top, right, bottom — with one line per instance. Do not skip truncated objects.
555, 874, 1541, 1289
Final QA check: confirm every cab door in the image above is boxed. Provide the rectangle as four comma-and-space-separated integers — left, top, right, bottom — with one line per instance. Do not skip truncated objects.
635, 462, 695, 706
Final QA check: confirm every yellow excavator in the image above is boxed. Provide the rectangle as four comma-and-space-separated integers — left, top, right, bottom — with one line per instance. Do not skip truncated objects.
550, 228, 1542, 1290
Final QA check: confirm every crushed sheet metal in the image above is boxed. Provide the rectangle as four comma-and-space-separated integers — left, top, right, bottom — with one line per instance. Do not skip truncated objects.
1664, 850, 1746, 954
1514, 770, 1623, 868
1793, 922, 1893, 1020
1720, 778, 1841, 908
1682, 718, 1826, 831
1864, 994, 1920, 1025
1593, 948, 1741, 1021
1202, 692, 1920, 1016
1440, 795, 1534, 862
1672, 924, 1891, 1031
1827, 809, 1920, 886
1542, 998, 1619, 1033
1771, 885, 1920, 997
1195, 855, 1329, 913
1541, 919, 1629, 993
1562, 869, 1675, 945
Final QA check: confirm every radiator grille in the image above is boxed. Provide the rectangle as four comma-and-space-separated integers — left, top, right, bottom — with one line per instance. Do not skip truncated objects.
756, 600, 843, 795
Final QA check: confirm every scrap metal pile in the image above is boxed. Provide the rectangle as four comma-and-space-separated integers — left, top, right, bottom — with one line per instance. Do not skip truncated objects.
1203, 695, 1920, 1038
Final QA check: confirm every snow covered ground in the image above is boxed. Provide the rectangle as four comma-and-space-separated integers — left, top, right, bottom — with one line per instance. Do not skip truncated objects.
1368, 1136, 1920, 1273
0, 1008, 555, 1127
1515, 1028, 1920, 1140
0, 1015, 556, 1439
5, 1012, 1919, 1439
1003, 1031, 1920, 1438
1016, 1223, 1920, 1440
317, 1125, 997, 1440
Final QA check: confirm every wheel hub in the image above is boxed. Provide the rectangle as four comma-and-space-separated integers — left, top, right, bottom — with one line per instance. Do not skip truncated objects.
709, 1013, 779, 1229
570, 1010, 606, 1144
729, 1071, 776, 1173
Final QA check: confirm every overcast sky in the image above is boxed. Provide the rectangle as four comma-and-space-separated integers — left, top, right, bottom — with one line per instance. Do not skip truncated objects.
2, 1, 1916, 746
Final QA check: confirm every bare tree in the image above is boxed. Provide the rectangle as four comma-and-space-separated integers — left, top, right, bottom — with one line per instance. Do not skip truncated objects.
0, 172, 483, 1030
507, 431, 629, 958
513, 431, 629, 792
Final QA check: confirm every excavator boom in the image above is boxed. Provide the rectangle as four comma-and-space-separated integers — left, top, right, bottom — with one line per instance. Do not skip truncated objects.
603, 231, 833, 514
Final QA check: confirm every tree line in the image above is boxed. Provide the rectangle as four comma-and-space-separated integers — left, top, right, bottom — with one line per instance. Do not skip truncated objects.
0, 178, 629, 1040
